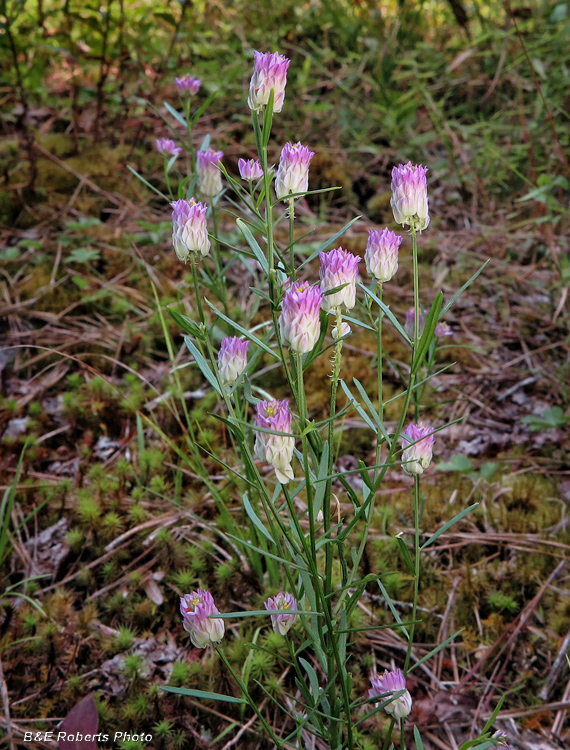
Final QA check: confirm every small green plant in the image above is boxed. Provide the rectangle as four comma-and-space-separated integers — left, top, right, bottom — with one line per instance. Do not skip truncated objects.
521, 406, 570, 431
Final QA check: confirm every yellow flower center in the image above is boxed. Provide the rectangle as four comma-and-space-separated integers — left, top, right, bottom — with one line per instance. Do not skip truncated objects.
192, 597, 200, 605
266, 406, 275, 416
282, 602, 290, 609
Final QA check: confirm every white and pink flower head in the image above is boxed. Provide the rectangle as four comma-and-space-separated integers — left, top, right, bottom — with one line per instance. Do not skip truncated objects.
156, 138, 182, 157
390, 162, 430, 232
365, 228, 402, 283
238, 158, 264, 182
248, 51, 290, 114
170, 198, 210, 262
319, 247, 361, 312
180, 589, 225, 648
279, 282, 323, 354
254, 399, 294, 484
175, 75, 201, 95
369, 668, 412, 720
264, 591, 298, 636
218, 337, 249, 387
275, 142, 315, 201
401, 422, 434, 475
197, 148, 224, 197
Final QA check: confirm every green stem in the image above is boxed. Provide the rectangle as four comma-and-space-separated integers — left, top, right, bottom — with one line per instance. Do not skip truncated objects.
411, 226, 420, 422
215, 646, 284, 749
403, 475, 421, 676
210, 201, 229, 315
374, 282, 383, 481
183, 97, 195, 174
382, 717, 396, 750
190, 256, 205, 324
163, 155, 173, 199
289, 197, 295, 279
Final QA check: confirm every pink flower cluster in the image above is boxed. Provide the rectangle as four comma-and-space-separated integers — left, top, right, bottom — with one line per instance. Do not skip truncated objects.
401, 422, 434, 475
218, 337, 249, 387
264, 591, 297, 635
369, 668, 412, 720
254, 399, 294, 484
390, 162, 430, 231
248, 51, 290, 114
170, 199, 210, 261
365, 228, 402, 283
197, 148, 224, 197
175, 75, 201, 95
319, 248, 361, 312
279, 282, 323, 354
275, 142, 315, 201
238, 158, 264, 182
180, 589, 225, 648
156, 138, 182, 157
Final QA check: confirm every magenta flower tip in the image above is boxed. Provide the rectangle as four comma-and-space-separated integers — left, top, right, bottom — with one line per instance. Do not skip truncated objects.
264, 591, 298, 635
401, 422, 434, 475
390, 162, 430, 231
365, 228, 402, 283
279, 282, 323, 354
369, 668, 412, 720
175, 75, 202, 95
156, 138, 182, 157
218, 337, 249, 387
275, 142, 315, 201
254, 399, 294, 483
238, 158, 264, 182
180, 589, 225, 648
197, 148, 224, 197
319, 247, 361, 312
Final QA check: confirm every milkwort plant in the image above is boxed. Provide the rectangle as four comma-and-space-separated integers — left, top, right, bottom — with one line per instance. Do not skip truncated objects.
132, 53, 505, 750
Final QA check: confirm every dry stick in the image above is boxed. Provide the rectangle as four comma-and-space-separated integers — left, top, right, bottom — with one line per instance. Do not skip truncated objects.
538, 629, 570, 702
435, 576, 462, 683
551, 675, 570, 737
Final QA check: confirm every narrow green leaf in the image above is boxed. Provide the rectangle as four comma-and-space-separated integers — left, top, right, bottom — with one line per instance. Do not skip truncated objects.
262, 89, 275, 148
236, 218, 269, 274
377, 579, 409, 639
163, 101, 187, 127
204, 298, 278, 359
353, 378, 392, 446
127, 165, 169, 200
299, 216, 362, 269
183, 337, 222, 395
414, 726, 425, 750
191, 90, 217, 125
408, 629, 464, 672
412, 292, 443, 374
168, 308, 202, 338
339, 380, 377, 432
396, 535, 416, 576
420, 502, 479, 550
481, 695, 506, 734
360, 283, 412, 344
242, 494, 274, 545
442, 259, 490, 316
161, 686, 246, 704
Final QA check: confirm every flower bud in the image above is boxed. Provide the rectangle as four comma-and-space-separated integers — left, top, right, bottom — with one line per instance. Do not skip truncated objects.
319, 248, 361, 312
175, 75, 201, 95
248, 51, 290, 114
264, 591, 297, 636
365, 228, 402, 283
401, 422, 434, 475
332, 321, 351, 339
218, 337, 249, 387
170, 199, 210, 262
180, 589, 225, 648
156, 138, 182, 157
279, 282, 323, 354
197, 148, 224, 197
238, 158, 264, 182
254, 399, 294, 484
369, 668, 412, 720
275, 142, 314, 201
390, 162, 430, 231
